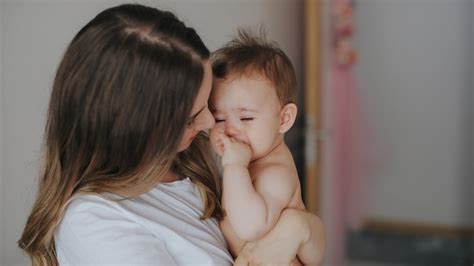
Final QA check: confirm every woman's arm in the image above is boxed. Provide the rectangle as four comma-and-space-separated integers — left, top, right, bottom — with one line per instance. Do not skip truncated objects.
234, 208, 325, 266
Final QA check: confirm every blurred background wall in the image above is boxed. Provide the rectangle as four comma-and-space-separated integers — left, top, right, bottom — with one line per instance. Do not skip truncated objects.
0, 0, 4, 263
354, 0, 473, 228
340, 1, 473, 264
0, 1, 303, 265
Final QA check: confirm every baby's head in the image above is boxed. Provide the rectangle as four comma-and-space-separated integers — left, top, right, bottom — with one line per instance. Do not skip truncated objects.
209, 29, 298, 160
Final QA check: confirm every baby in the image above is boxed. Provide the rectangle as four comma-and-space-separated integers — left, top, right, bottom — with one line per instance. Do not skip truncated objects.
209, 30, 308, 263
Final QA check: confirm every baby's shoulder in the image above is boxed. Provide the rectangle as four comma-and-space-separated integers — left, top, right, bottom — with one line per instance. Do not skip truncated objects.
252, 163, 299, 189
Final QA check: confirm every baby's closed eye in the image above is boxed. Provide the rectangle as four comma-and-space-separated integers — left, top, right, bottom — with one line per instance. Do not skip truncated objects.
213, 117, 254, 123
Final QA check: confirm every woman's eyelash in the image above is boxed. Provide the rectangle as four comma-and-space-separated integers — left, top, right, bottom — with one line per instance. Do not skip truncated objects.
187, 118, 196, 126
215, 119, 225, 123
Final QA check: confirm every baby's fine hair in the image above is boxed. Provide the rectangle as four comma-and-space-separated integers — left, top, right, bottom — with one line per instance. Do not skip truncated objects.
211, 28, 297, 105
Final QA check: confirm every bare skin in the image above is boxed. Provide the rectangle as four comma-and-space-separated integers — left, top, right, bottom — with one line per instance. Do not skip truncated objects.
210, 73, 324, 265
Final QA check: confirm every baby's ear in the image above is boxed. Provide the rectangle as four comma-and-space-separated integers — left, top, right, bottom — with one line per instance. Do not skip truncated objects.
279, 103, 297, 134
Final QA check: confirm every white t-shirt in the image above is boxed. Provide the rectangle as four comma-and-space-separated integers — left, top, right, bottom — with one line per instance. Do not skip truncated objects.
55, 177, 233, 266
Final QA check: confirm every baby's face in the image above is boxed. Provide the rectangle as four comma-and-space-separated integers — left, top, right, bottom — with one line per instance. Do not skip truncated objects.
209, 73, 283, 161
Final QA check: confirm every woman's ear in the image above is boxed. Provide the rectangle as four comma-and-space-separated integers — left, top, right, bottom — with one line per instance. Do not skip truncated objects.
279, 103, 297, 133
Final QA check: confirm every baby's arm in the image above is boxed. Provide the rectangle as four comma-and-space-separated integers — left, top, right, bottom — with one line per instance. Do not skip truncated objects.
219, 216, 245, 258
221, 142, 296, 241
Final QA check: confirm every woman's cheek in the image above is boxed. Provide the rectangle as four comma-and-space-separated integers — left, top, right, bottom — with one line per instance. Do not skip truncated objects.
209, 129, 222, 155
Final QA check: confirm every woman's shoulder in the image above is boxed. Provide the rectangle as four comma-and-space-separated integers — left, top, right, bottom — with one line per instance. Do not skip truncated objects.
55, 193, 175, 264
60, 180, 201, 229
57, 193, 145, 243
57, 194, 127, 242
62, 194, 122, 221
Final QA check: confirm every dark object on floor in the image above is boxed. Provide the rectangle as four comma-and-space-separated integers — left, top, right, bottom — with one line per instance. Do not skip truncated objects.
346, 228, 473, 266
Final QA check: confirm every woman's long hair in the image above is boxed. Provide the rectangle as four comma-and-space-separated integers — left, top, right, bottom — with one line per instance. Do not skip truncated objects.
18, 4, 223, 265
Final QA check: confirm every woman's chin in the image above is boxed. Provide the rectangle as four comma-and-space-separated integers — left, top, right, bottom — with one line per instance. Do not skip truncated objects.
176, 138, 195, 152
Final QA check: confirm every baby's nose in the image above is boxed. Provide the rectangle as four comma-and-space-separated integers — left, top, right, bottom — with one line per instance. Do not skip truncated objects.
225, 121, 241, 137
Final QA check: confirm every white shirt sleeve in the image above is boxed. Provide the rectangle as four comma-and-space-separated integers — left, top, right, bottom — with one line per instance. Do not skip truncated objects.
55, 195, 177, 266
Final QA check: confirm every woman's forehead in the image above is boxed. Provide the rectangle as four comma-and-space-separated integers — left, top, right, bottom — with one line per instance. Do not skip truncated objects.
191, 61, 212, 112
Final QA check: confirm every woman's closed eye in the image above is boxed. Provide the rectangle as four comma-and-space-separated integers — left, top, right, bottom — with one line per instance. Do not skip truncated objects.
187, 117, 196, 127
215, 118, 225, 123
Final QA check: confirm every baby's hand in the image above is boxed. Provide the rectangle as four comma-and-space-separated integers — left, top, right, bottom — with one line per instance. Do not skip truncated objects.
219, 134, 252, 168
209, 129, 225, 157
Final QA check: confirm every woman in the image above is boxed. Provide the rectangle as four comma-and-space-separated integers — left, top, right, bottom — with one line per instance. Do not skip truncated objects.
18, 4, 324, 265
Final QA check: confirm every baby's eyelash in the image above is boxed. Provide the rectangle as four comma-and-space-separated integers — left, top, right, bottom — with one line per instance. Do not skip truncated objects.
214, 118, 254, 123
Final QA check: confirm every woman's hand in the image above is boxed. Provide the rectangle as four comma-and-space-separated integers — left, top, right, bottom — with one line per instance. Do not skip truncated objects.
234, 208, 325, 266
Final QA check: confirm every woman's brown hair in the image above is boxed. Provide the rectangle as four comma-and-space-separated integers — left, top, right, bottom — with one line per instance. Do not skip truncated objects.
18, 4, 223, 265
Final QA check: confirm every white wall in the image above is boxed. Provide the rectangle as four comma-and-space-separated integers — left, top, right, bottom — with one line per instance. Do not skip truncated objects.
0, 0, 5, 263
0, 0, 303, 265
354, 0, 473, 227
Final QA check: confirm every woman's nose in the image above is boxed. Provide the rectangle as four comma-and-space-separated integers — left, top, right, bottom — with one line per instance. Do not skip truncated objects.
197, 107, 215, 131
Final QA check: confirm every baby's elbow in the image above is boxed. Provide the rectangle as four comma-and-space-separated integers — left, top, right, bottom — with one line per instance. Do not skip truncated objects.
234, 221, 270, 242
235, 228, 264, 242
